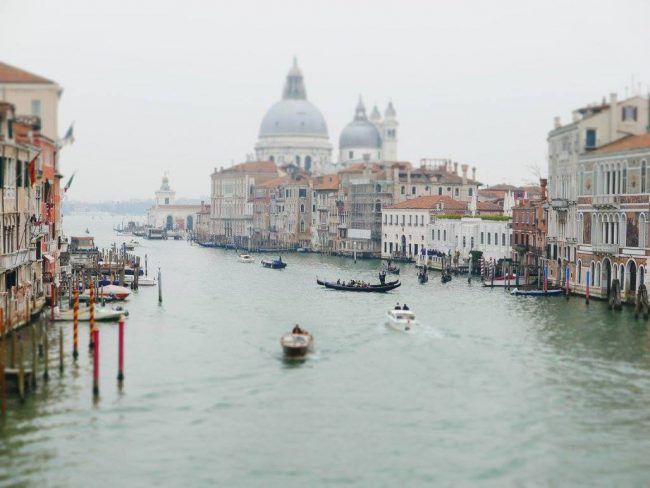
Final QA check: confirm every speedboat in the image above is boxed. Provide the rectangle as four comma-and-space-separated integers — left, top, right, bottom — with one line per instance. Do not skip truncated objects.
125, 239, 139, 250
122, 274, 157, 286
239, 254, 255, 263
261, 257, 286, 269
53, 305, 127, 322
386, 308, 418, 332
280, 329, 314, 358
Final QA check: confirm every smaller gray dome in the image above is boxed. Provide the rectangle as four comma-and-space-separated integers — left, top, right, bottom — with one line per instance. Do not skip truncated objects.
339, 97, 382, 149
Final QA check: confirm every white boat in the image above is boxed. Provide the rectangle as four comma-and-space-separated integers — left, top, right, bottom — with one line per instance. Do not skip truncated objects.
125, 239, 140, 250
385, 308, 418, 332
80, 284, 131, 301
53, 305, 127, 322
122, 274, 157, 286
482, 274, 537, 287
239, 254, 255, 263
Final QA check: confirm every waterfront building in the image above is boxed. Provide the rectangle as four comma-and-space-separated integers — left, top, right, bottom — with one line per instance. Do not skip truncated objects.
0, 61, 62, 140
572, 133, 650, 302
268, 170, 312, 249
381, 195, 466, 258
193, 202, 211, 242
146, 175, 202, 231
546, 92, 649, 284
338, 98, 398, 165
255, 59, 332, 174
336, 163, 394, 257
310, 174, 340, 252
0, 102, 43, 328
428, 216, 512, 262
394, 159, 480, 204
210, 161, 279, 246
511, 179, 548, 267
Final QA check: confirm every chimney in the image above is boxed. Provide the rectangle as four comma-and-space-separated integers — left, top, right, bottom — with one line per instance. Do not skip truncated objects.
471, 166, 476, 181
453, 162, 458, 175
461, 164, 468, 185
554, 116, 561, 129
609, 92, 618, 142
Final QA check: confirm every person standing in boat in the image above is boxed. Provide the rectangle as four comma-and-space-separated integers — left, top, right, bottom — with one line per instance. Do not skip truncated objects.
379, 271, 386, 284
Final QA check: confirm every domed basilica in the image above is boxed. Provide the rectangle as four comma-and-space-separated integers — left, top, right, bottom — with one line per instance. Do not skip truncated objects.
254, 59, 398, 173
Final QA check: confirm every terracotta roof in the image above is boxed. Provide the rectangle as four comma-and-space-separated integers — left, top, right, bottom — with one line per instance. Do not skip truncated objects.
257, 176, 290, 189
221, 161, 278, 174
0, 62, 55, 84
590, 133, 650, 155
477, 201, 502, 211
387, 195, 466, 210
313, 174, 339, 191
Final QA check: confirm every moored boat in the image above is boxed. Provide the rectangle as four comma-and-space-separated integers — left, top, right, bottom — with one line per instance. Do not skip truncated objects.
53, 305, 127, 322
239, 254, 255, 263
511, 287, 564, 297
280, 328, 314, 358
80, 284, 131, 301
482, 274, 517, 287
261, 257, 286, 269
441, 273, 452, 283
317, 278, 401, 292
385, 308, 418, 331
383, 263, 400, 275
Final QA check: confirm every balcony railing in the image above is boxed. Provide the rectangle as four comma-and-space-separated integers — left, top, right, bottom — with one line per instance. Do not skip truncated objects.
550, 198, 569, 209
592, 195, 620, 209
592, 243, 619, 254
0, 249, 31, 272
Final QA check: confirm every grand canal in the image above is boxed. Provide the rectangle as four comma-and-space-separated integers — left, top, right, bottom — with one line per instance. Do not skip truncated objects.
2, 213, 650, 486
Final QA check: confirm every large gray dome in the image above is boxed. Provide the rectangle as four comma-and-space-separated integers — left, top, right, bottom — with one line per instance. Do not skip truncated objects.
258, 58, 329, 139
339, 98, 382, 149
259, 99, 329, 138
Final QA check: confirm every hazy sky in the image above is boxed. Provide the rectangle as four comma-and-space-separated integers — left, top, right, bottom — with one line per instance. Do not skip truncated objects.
2, 0, 650, 201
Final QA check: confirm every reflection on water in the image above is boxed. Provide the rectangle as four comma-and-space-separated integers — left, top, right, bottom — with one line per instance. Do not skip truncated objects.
1, 213, 650, 486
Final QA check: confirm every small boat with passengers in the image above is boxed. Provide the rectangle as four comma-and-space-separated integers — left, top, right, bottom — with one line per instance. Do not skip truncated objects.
238, 254, 255, 263
316, 278, 401, 293
280, 325, 314, 358
385, 306, 418, 332
261, 257, 286, 269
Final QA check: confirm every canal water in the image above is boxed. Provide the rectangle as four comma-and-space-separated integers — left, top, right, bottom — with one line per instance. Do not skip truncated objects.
2, 213, 650, 487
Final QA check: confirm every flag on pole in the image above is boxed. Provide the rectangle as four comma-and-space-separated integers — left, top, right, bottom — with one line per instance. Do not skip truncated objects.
64, 171, 76, 193
60, 123, 75, 147
28, 151, 41, 187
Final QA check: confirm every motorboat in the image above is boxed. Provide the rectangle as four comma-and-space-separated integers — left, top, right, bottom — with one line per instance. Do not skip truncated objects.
511, 287, 564, 297
122, 274, 157, 286
261, 257, 286, 269
80, 284, 131, 301
125, 239, 139, 250
482, 274, 517, 287
385, 308, 418, 332
239, 254, 255, 263
52, 305, 128, 322
316, 278, 401, 293
280, 329, 314, 358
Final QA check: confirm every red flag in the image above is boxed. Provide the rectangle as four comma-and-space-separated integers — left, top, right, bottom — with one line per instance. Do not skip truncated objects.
28, 152, 40, 187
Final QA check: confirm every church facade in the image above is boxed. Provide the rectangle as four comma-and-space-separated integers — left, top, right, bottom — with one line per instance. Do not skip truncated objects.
146, 175, 202, 231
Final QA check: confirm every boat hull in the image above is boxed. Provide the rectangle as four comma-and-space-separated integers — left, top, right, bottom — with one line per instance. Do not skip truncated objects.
53, 307, 126, 321
280, 333, 313, 358
317, 279, 401, 292
511, 288, 564, 297
261, 260, 286, 269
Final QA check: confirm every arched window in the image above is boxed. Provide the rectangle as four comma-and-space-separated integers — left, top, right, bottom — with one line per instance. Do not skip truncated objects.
577, 260, 582, 284
295, 155, 301, 165
412, 186, 416, 195
590, 261, 595, 286
438, 187, 443, 196
300, 204, 305, 213
622, 164, 627, 193
300, 220, 305, 233
269, 155, 275, 163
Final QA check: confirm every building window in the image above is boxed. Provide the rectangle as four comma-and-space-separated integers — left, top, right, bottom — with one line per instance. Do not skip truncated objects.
502, 233, 505, 246
488, 233, 491, 244
412, 186, 416, 195
438, 187, 442, 196
494, 232, 498, 245
480, 232, 484, 244
390, 215, 393, 225
409, 215, 412, 226
349, 151, 353, 159
437, 229, 440, 240
455, 188, 459, 196
299, 188, 307, 198
384, 214, 387, 224
469, 188, 473, 196
622, 106, 638, 121
401, 186, 405, 195
443, 230, 446, 241
585, 129, 597, 149
164, 197, 169, 204
31, 100, 41, 115
643, 161, 648, 193
462, 236, 466, 248
300, 204, 305, 213
269, 155, 274, 162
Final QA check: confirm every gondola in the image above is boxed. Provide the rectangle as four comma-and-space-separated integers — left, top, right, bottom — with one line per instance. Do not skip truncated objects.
383, 264, 400, 275
417, 270, 428, 284
316, 278, 401, 292
441, 273, 452, 284
261, 257, 286, 269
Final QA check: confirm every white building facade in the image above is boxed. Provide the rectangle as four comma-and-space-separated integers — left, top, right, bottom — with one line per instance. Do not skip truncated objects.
147, 175, 202, 231
547, 93, 649, 281
428, 217, 512, 261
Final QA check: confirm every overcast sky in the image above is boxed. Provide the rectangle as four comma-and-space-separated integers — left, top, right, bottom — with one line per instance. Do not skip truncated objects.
2, 0, 650, 201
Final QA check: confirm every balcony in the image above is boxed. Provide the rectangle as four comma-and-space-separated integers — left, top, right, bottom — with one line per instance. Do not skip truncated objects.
0, 249, 31, 272
592, 195, 620, 209
550, 198, 569, 210
592, 243, 619, 254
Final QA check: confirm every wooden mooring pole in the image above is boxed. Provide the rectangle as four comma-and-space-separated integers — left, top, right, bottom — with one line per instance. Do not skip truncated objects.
92, 326, 99, 399
73, 286, 79, 360
158, 268, 162, 304
117, 315, 125, 385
